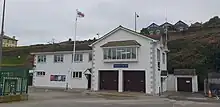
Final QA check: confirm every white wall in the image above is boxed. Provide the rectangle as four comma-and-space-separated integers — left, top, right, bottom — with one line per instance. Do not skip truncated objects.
91, 29, 158, 94
167, 74, 175, 91
167, 75, 198, 92
33, 51, 92, 89
153, 43, 168, 94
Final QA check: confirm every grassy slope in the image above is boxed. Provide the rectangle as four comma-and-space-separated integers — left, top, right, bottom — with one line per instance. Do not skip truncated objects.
3, 29, 220, 73
168, 28, 220, 87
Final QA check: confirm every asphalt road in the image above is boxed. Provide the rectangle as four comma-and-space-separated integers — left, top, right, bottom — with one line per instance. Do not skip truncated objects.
1, 98, 219, 107
0, 90, 219, 107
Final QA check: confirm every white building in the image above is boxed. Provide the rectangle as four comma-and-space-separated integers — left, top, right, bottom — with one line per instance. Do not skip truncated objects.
31, 26, 169, 95
31, 43, 93, 90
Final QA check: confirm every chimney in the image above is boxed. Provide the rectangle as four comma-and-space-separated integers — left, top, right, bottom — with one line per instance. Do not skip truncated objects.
68, 38, 72, 42
12, 36, 15, 39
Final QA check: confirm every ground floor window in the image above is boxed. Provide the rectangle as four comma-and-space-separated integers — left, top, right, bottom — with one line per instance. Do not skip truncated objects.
36, 71, 45, 76
72, 71, 82, 78
50, 75, 66, 81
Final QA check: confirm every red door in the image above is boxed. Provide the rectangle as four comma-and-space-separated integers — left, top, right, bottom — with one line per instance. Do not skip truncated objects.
99, 70, 118, 91
123, 71, 145, 92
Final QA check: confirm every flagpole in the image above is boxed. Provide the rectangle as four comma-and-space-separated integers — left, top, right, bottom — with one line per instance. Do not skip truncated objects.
73, 11, 78, 63
134, 12, 137, 32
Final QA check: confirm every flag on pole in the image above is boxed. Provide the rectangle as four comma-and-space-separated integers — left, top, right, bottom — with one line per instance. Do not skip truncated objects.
77, 10, 85, 18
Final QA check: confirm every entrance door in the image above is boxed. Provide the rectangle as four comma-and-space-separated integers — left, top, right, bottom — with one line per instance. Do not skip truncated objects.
99, 70, 118, 91
86, 74, 91, 90
28, 73, 33, 86
177, 77, 192, 92
123, 71, 145, 92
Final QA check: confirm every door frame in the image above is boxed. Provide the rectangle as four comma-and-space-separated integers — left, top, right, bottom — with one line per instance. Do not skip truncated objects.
175, 76, 193, 92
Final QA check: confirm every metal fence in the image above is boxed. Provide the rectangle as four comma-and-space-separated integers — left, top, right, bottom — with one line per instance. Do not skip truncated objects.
204, 72, 220, 96
0, 66, 29, 96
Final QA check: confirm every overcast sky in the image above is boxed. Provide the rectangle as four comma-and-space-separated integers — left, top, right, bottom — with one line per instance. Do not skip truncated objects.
1, 0, 219, 46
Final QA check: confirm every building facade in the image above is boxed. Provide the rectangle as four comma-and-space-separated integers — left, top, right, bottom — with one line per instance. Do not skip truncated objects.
3, 35, 18, 47
32, 48, 93, 89
31, 26, 169, 95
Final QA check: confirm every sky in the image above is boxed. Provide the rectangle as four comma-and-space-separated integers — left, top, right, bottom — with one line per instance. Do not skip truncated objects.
0, 0, 219, 46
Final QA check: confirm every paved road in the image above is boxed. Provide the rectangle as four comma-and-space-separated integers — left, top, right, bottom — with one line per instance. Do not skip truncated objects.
0, 90, 219, 107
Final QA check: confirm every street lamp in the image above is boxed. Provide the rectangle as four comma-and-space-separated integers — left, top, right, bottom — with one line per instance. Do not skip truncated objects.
0, 0, 6, 71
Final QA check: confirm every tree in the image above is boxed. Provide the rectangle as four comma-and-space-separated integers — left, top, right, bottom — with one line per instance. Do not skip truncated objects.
140, 28, 149, 35
203, 16, 220, 28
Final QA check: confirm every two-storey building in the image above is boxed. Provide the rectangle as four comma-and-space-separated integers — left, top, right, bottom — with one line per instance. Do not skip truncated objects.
31, 43, 93, 89
31, 25, 169, 95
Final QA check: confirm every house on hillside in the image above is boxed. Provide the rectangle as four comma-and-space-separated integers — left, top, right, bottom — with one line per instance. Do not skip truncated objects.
146, 23, 164, 35
160, 22, 175, 32
31, 25, 169, 95
3, 35, 18, 47
174, 20, 189, 32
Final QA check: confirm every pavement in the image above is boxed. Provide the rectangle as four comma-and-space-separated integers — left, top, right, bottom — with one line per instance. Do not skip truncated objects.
161, 91, 220, 103
1, 87, 220, 107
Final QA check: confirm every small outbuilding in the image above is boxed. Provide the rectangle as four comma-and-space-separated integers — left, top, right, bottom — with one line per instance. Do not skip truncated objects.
167, 69, 198, 92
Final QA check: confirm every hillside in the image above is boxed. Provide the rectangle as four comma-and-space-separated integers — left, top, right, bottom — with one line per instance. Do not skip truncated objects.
2, 39, 96, 66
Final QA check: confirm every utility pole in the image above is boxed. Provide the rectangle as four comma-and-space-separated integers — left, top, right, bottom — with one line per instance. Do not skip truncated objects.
0, 0, 6, 70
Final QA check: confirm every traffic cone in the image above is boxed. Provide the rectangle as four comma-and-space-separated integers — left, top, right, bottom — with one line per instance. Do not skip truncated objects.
208, 90, 212, 98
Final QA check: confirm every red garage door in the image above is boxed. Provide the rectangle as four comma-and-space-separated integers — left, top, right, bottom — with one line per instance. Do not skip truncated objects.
123, 71, 145, 92
99, 70, 118, 91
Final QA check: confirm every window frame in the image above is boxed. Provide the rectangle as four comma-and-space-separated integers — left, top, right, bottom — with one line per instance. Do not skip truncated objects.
73, 53, 83, 62
36, 71, 46, 76
88, 52, 92, 61
50, 75, 66, 82
54, 54, 64, 63
72, 71, 83, 79
37, 55, 46, 63
162, 52, 165, 64
103, 46, 138, 62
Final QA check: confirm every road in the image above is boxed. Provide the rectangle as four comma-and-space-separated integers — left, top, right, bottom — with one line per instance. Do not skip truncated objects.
0, 90, 219, 107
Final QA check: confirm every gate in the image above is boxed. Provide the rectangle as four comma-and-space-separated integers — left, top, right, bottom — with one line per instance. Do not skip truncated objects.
0, 65, 29, 96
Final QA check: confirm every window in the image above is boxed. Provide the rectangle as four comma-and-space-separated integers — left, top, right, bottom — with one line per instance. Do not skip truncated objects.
37, 55, 46, 63
36, 71, 45, 76
50, 75, 66, 81
103, 47, 137, 60
162, 53, 165, 64
157, 49, 161, 62
88, 52, 92, 61
157, 49, 161, 71
54, 54, 64, 63
72, 71, 82, 78
149, 31, 154, 35
157, 63, 160, 70
74, 53, 83, 62
156, 30, 160, 34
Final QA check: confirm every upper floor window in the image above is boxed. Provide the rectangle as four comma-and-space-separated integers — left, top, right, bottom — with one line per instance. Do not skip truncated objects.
74, 53, 83, 62
149, 31, 154, 35
103, 47, 137, 60
88, 52, 92, 61
37, 55, 46, 63
54, 54, 64, 63
157, 49, 161, 62
156, 30, 160, 34
162, 53, 165, 64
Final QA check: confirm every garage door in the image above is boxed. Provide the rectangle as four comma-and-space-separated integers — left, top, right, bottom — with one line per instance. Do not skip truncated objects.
177, 77, 192, 92
123, 71, 145, 92
99, 70, 118, 91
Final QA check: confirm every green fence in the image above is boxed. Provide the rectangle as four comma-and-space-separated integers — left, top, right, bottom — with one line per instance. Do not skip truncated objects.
0, 66, 29, 96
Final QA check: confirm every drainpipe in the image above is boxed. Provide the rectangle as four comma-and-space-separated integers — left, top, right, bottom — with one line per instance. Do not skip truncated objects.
151, 41, 157, 95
